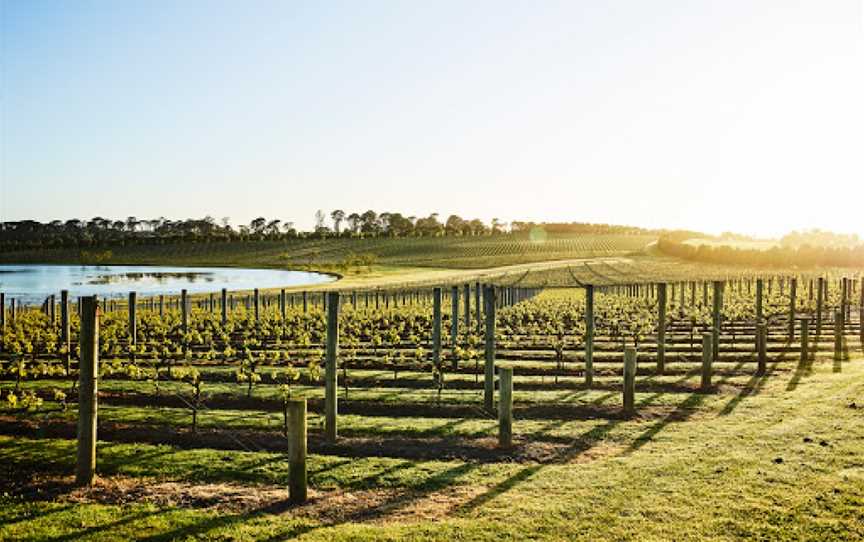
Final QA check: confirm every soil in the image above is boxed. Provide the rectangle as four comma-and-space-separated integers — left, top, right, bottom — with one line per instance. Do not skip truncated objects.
0, 414, 646, 464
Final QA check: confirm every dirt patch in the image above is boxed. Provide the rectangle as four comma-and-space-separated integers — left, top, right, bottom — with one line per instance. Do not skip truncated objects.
92, 390, 675, 421
295, 484, 487, 524
0, 415, 657, 464
70, 477, 291, 513
0, 469, 290, 513
3, 469, 487, 524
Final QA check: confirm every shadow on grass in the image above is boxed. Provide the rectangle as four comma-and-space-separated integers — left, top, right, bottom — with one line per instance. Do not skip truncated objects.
456, 365, 699, 514
457, 464, 543, 513
624, 359, 752, 455
786, 336, 812, 392
718, 360, 778, 416
135, 461, 484, 542
44, 510, 159, 542
0, 504, 76, 529
459, 393, 650, 514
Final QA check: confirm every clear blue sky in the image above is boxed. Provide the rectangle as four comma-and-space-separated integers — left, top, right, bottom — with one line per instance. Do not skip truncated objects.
2, 1, 862, 236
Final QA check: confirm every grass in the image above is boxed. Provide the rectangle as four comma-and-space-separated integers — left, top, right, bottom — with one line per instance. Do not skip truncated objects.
0, 233, 655, 270
1, 351, 863, 540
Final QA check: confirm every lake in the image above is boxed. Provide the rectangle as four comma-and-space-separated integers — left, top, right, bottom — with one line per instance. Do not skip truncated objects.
0, 264, 336, 304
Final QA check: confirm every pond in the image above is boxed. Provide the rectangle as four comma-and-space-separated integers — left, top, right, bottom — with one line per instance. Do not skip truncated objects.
0, 264, 336, 304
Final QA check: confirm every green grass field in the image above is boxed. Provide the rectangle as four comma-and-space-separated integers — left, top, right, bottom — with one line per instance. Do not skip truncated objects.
1, 352, 862, 541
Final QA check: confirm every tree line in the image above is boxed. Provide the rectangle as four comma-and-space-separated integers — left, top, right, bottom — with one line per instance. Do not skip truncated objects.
0, 212, 660, 251
657, 237, 864, 268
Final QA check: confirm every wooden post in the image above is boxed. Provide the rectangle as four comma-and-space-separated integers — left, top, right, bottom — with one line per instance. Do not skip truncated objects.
585, 284, 595, 387
286, 398, 308, 504
498, 366, 513, 448
181, 289, 188, 339
0, 293, 4, 352
789, 278, 797, 338
254, 288, 260, 322
623, 347, 636, 415
860, 278, 864, 349
76, 296, 99, 486
60, 290, 70, 375
657, 283, 667, 375
484, 286, 496, 411
221, 288, 228, 324
701, 332, 712, 391
463, 284, 471, 330
755, 278, 764, 324
860, 304, 864, 352
833, 310, 843, 361
302, 291, 308, 313
280, 289, 287, 320
756, 320, 767, 375
800, 317, 810, 362
840, 277, 849, 329
432, 287, 442, 373
450, 286, 459, 361
475, 282, 482, 333
128, 292, 137, 355
712, 281, 723, 360
325, 291, 339, 443
816, 277, 824, 336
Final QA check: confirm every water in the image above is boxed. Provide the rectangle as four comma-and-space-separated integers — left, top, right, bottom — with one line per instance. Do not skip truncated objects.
0, 264, 336, 305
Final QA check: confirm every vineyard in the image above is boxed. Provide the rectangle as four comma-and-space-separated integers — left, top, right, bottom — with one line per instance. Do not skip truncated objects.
0, 232, 656, 271
1, 272, 863, 540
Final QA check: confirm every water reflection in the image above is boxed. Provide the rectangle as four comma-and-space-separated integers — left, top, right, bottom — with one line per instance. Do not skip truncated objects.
0, 265, 335, 304
85, 272, 217, 285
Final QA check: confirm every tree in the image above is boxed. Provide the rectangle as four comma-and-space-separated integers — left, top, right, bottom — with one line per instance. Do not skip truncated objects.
250, 217, 267, 235
266, 219, 282, 238
415, 213, 443, 236
360, 210, 379, 235
347, 213, 361, 235
445, 215, 464, 236
468, 219, 487, 236
386, 213, 414, 237
314, 210, 329, 236
330, 210, 345, 235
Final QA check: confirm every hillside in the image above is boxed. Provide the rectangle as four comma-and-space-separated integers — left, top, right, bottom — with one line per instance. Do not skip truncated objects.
0, 232, 657, 272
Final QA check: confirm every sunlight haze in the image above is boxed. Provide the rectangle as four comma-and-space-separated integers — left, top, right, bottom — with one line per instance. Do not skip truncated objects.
2, 0, 862, 237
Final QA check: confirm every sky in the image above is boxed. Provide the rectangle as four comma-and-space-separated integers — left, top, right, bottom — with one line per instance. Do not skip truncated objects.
1, 0, 863, 237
